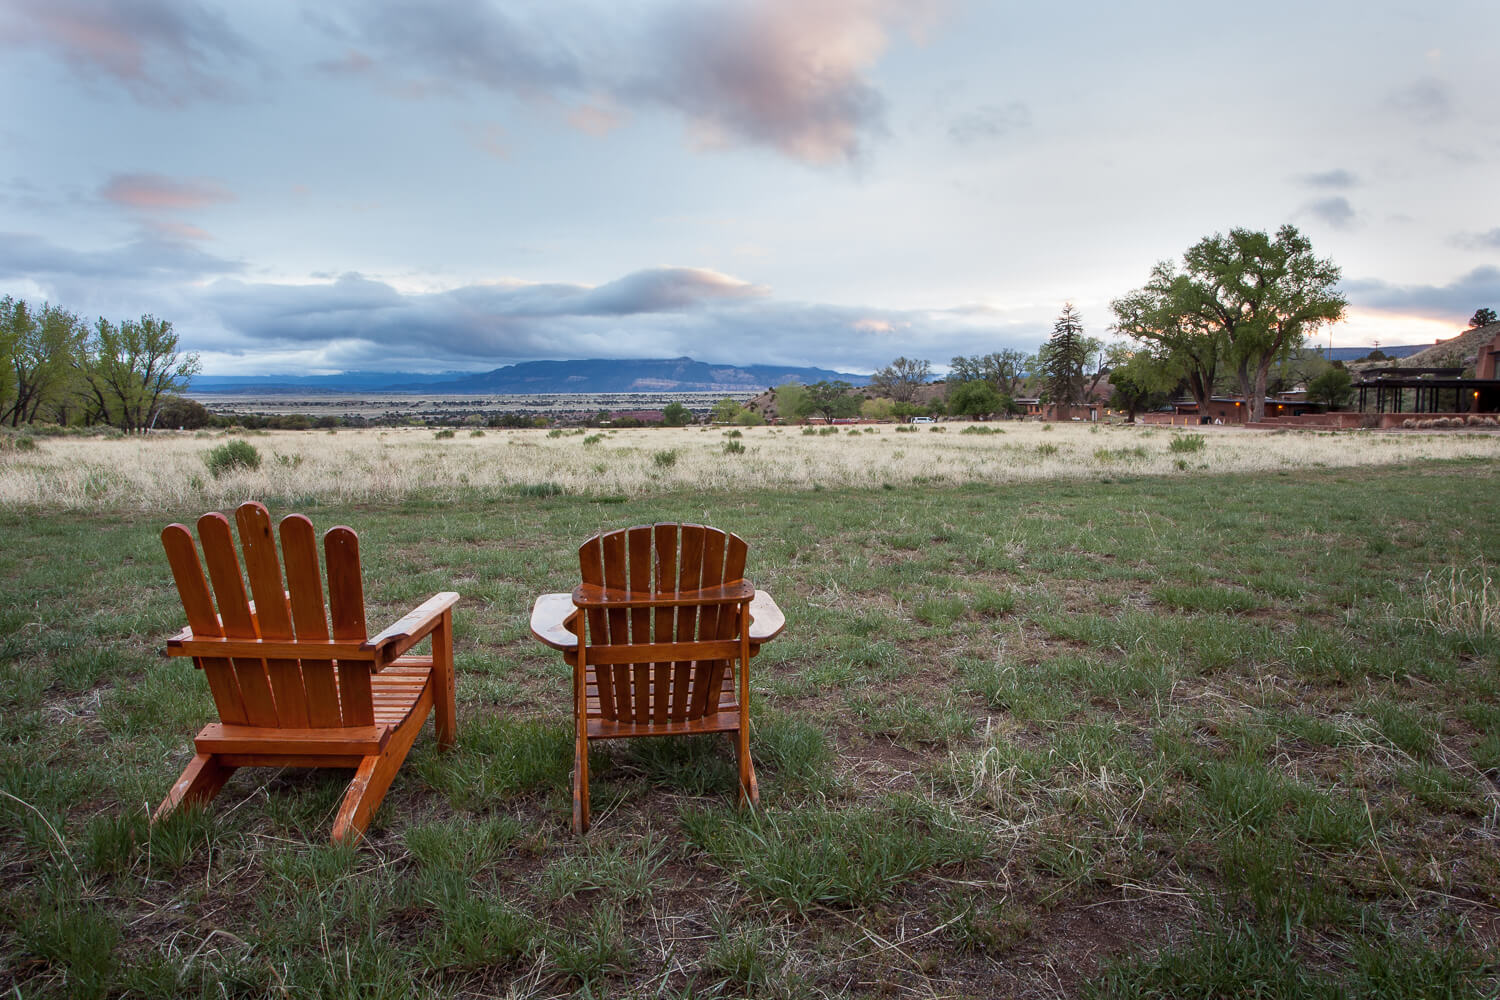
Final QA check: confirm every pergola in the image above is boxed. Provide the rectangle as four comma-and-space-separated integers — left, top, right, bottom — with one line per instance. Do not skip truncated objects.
1355, 367, 1500, 415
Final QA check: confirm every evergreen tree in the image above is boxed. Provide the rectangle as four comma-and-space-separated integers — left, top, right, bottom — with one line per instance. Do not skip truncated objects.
1039, 303, 1088, 406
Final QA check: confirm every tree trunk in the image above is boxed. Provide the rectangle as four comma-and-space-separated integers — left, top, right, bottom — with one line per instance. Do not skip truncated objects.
1234, 361, 1256, 423
1251, 361, 1272, 423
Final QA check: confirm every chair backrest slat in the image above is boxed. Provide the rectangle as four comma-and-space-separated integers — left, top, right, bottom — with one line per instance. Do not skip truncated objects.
653, 524, 686, 721
596, 529, 629, 720
625, 525, 655, 722
281, 514, 342, 728
578, 534, 613, 717
236, 502, 310, 728
325, 526, 373, 727
699, 530, 747, 717
688, 526, 727, 719
197, 511, 280, 726
162, 523, 249, 725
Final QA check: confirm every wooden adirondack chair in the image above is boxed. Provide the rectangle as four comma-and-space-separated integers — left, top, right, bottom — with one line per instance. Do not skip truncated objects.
155, 500, 458, 844
530, 523, 785, 833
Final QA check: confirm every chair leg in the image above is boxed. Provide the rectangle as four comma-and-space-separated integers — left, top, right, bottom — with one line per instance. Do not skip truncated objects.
432, 609, 457, 751
331, 709, 427, 846
154, 753, 235, 824
573, 731, 590, 834
735, 726, 759, 807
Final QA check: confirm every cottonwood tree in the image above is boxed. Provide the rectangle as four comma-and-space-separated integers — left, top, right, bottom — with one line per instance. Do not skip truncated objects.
947, 380, 1006, 418
1114, 226, 1344, 423
1107, 343, 1181, 421
870, 357, 931, 401
799, 380, 860, 421
1195, 226, 1345, 422
1038, 303, 1088, 406
79, 315, 200, 433
1, 297, 88, 427
948, 349, 1029, 395
1112, 266, 1223, 411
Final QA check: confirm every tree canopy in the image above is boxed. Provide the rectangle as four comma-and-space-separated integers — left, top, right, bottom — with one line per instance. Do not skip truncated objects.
1471, 307, 1497, 328
1111, 225, 1345, 422
1, 296, 198, 432
949, 349, 1029, 395
947, 380, 1007, 418
798, 380, 860, 422
869, 357, 931, 401
1305, 367, 1354, 410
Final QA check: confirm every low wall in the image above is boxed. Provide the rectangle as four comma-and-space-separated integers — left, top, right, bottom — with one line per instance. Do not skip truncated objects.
1248, 412, 1492, 430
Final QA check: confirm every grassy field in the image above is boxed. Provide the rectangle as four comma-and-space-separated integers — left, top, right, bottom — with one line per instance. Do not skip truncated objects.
1, 435, 1498, 997
3, 421, 1500, 511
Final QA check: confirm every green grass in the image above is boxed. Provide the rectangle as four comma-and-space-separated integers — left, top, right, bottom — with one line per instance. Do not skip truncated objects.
1, 461, 1498, 995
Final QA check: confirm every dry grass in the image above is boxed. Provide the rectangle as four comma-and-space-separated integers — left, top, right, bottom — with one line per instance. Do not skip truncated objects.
4, 422, 1500, 512
1420, 561, 1499, 643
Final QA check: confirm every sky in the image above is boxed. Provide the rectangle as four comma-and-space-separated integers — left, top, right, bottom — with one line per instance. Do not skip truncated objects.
2, 0, 1498, 376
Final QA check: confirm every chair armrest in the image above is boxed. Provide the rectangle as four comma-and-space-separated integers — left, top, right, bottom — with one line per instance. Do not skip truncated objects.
571, 580, 755, 609
364, 592, 460, 667
748, 590, 786, 643
166, 629, 375, 661
532, 589, 783, 648
530, 593, 579, 651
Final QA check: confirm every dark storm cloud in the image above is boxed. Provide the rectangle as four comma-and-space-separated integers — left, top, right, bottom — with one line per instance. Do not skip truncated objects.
316, 0, 936, 165
0, 0, 252, 104
1344, 266, 1500, 322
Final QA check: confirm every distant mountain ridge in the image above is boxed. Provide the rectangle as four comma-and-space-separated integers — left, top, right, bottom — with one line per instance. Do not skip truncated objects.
189, 357, 869, 395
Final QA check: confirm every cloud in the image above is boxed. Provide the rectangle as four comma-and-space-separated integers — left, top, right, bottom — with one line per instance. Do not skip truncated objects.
629, 0, 903, 164
100, 173, 236, 212
171, 263, 1035, 373
948, 102, 1031, 144
571, 267, 766, 315
1300, 168, 1357, 189
1343, 266, 1500, 323
0, 231, 243, 282
1453, 228, 1500, 251
0, 0, 252, 104
317, 0, 941, 165
1387, 76, 1451, 124
1303, 196, 1357, 230
568, 102, 626, 136
140, 220, 214, 242
0, 227, 1037, 373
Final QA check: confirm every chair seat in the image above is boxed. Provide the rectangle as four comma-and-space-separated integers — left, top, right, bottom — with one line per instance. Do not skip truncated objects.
589, 709, 743, 740
192, 665, 432, 756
